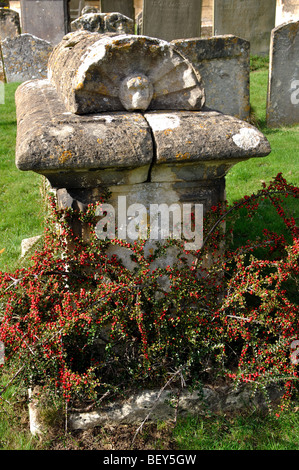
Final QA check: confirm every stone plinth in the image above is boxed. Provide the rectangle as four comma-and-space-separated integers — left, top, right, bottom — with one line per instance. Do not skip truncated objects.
15, 32, 271, 252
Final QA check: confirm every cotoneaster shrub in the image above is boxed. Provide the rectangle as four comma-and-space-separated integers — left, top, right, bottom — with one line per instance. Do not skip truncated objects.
0, 174, 298, 414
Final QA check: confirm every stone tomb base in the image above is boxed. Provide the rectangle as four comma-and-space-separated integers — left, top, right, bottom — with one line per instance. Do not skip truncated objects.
29, 384, 284, 435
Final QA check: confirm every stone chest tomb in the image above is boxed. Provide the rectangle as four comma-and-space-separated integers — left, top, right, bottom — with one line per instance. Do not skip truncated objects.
15, 31, 273, 432
15, 30, 271, 258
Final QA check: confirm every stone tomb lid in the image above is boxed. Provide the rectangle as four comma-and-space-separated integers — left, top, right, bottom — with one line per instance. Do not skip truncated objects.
15, 78, 271, 190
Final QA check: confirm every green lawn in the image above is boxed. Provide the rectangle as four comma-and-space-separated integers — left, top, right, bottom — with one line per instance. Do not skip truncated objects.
0, 63, 298, 450
0, 83, 45, 273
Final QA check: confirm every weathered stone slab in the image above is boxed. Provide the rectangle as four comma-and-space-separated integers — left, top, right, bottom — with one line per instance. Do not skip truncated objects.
0, 7, 20, 41
67, 385, 284, 430
100, 0, 134, 20
71, 12, 134, 34
267, 20, 299, 127
15, 78, 270, 191
20, 0, 69, 45
276, 0, 299, 26
2, 34, 53, 83
48, 31, 205, 114
214, 0, 276, 56
172, 36, 250, 120
145, 110, 270, 183
15, 79, 153, 188
142, 0, 202, 42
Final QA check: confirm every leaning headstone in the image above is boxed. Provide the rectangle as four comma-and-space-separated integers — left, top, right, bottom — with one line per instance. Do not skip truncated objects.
20, 0, 69, 45
71, 12, 134, 34
142, 0, 202, 42
276, 0, 299, 26
0, 43, 5, 82
172, 35, 250, 121
214, 0, 276, 56
267, 20, 299, 127
2, 33, 53, 83
100, 0, 134, 20
0, 8, 21, 41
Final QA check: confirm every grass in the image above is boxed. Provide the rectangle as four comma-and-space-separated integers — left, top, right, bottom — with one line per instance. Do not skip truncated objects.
173, 408, 299, 450
0, 60, 298, 450
0, 83, 45, 273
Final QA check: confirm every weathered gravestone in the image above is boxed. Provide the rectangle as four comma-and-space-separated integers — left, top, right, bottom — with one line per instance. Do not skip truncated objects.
267, 20, 299, 127
71, 12, 134, 34
2, 33, 53, 83
276, 0, 299, 26
214, 0, 276, 56
172, 35, 250, 121
20, 0, 69, 45
142, 0, 202, 42
15, 30, 270, 263
0, 8, 20, 41
100, 0, 135, 20
0, 43, 5, 82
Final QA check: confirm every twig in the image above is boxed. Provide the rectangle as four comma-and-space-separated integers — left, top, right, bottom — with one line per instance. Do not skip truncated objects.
131, 367, 185, 447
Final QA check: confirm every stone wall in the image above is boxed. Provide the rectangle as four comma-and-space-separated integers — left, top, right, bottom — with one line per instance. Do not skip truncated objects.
276, 0, 299, 25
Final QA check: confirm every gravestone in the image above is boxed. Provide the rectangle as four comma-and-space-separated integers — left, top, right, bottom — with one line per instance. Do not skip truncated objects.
20, 0, 69, 45
267, 20, 299, 127
142, 0, 202, 42
276, 0, 299, 26
100, 0, 134, 20
71, 12, 134, 34
16, 31, 270, 257
214, 0, 276, 56
0, 42, 5, 82
2, 33, 53, 82
0, 8, 21, 41
172, 35, 250, 121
